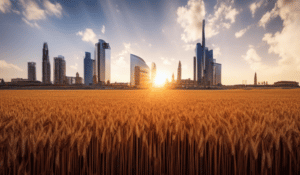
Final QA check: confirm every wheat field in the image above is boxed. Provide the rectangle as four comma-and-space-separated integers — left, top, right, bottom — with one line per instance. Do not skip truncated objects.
0, 89, 300, 175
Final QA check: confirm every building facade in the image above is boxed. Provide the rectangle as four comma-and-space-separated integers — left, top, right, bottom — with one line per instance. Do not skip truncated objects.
195, 20, 222, 86
28, 62, 36, 81
151, 62, 156, 86
130, 54, 150, 88
84, 52, 93, 85
75, 72, 83, 85
42, 43, 51, 84
254, 72, 257, 85
177, 61, 181, 82
95, 39, 111, 84
54, 56, 66, 85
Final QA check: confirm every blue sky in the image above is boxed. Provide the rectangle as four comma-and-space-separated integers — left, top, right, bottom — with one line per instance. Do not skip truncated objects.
0, 0, 299, 85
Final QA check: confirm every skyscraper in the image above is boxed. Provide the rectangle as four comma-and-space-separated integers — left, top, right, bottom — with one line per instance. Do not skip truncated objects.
54, 56, 66, 85
130, 54, 150, 88
193, 56, 197, 82
254, 72, 257, 85
84, 52, 93, 85
195, 19, 222, 86
42, 43, 51, 84
151, 62, 156, 86
177, 61, 181, 82
28, 62, 36, 81
95, 39, 111, 84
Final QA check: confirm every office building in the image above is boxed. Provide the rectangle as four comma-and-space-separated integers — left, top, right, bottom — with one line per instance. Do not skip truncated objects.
95, 39, 111, 84
151, 62, 156, 86
177, 61, 181, 82
130, 54, 150, 88
194, 56, 197, 82
254, 72, 257, 85
274, 81, 299, 87
42, 43, 51, 84
75, 72, 83, 85
195, 20, 222, 86
28, 62, 36, 81
84, 52, 93, 85
54, 56, 66, 85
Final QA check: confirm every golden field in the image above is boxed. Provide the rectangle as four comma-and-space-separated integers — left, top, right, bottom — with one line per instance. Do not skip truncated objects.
0, 89, 300, 175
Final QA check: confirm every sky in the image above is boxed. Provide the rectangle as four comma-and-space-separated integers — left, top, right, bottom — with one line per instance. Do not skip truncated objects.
0, 0, 299, 85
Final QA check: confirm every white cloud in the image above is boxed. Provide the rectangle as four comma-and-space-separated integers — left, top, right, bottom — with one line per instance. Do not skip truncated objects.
250, 0, 264, 18
101, 25, 105, 34
0, 60, 23, 71
258, 3, 279, 28
161, 57, 174, 65
262, 0, 300, 67
183, 44, 195, 51
214, 47, 221, 57
70, 63, 78, 70
235, 25, 251, 38
242, 45, 263, 71
44, 0, 63, 18
177, 0, 239, 43
0, 0, 11, 13
76, 28, 98, 44
148, 43, 152, 47
12, 9, 21, 15
22, 17, 41, 29
20, 0, 46, 21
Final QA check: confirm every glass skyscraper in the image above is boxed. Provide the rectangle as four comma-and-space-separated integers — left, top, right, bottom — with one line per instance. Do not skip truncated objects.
130, 54, 150, 88
195, 20, 222, 86
84, 52, 93, 85
95, 39, 111, 84
151, 62, 156, 86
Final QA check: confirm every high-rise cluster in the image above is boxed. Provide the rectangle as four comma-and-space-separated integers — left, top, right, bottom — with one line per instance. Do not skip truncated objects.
195, 20, 222, 86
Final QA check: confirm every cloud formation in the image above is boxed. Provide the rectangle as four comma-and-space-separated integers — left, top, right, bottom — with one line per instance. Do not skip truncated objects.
0, 60, 23, 71
0, 0, 11, 13
262, 0, 300, 68
101, 25, 105, 34
242, 45, 263, 71
44, 0, 63, 18
76, 28, 98, 44
22, 17, 40, 29
177, 0, 239, 43
161, 57, 175, 65
70, 63, 78, 70
235, 25, 251, 38
20, 0, 46, 21
250, 0, 264, 18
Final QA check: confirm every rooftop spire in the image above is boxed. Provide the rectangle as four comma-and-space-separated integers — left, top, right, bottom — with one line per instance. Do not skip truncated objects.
202, 19, 205, 49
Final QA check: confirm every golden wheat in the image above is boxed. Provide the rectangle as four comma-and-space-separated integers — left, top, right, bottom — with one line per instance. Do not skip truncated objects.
0, 89, 300, 174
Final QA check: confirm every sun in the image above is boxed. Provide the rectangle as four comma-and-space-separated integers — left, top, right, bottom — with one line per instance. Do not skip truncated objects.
154, 71, 168, 87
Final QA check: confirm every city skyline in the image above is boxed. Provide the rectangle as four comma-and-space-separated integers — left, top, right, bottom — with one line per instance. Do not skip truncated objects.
1, 0, 299, 85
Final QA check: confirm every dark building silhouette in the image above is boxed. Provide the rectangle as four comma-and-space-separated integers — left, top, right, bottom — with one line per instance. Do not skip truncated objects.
54, 56, 66, 85
274, 81, 299, 87
95, 39, 111, 84
84, 52, 93, 85
177, 61, 181, 82
194, 56, 197, 82
28, 62, 36, 81
195, 20, 221, 86
254, 72, 257, 85
42, 43, 51, 84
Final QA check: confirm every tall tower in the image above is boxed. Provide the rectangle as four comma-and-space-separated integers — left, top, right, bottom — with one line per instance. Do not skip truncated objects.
54, 56, 66, 85
28, 62, 36, 81
254, 72, 257, 86
177, 61, 181, 82
84, 52, 93, 85
95, 39, 111, 84
172, 73, 175, 82
193, 56, 197, 82
151, 62, 156, 86
42, 43, 51, 84
202, 20, 206, 84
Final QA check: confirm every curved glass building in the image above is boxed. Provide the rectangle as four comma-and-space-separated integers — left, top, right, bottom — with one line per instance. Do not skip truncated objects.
130, 54, 150, 88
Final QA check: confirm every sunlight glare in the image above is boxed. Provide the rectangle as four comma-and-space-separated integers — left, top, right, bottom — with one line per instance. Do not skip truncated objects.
154, 71, 168, 87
